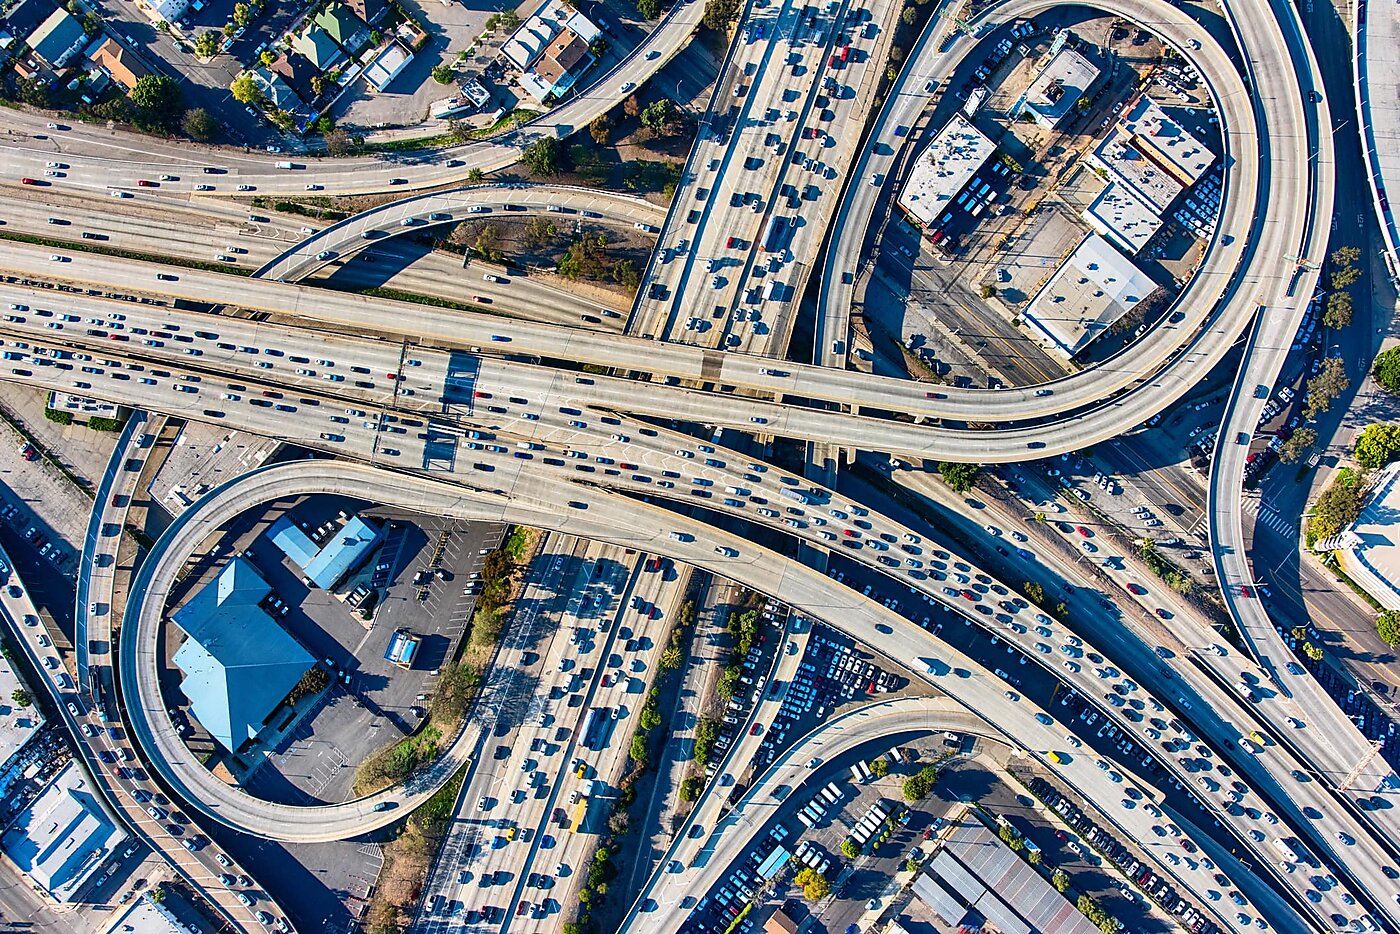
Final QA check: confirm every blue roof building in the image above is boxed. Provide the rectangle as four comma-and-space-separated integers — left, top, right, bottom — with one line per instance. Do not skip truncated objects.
269, 514, 382, 590
171, 558, 312, 753
26, 7, 85, 68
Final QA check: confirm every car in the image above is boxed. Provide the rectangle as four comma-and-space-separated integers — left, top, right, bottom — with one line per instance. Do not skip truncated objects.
619, 81, 635, 93
477, 796, 488, 811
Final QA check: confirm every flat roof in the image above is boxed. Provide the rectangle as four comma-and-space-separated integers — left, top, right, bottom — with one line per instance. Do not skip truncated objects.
1023, 47, 1099, 127
0, 648, 44, 771
897, 114, 995, 228
1119, 93, 1214, 186
1082, 181, 1162, 255
1, 760, 127, 902
271, 514, 382, 590
1022, 233, 1159, 359
102, 892, 186, 934
1338, 462, 1400, 610
364, 39, 413, 92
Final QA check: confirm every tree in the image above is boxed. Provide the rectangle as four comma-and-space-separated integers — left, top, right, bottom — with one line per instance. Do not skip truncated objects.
639, 98, 681, 137
325, 128, 360, 155
1333, 245, 1361, 265
522, 137, 564, 176
902, 3, 917, 23
10, 688, 30, 708
937, 461, 979, 492
1355, 423, 1400, 469
902, 775, 930, 801
868, 757, 889, 778
230, 72, 265, 107
637, 0, 662, 17
1377, 611, 1400, 647
1374, 347, 1400, 392
1309, 471, 1364, 543
1024, 580, 1047, 605
182, 108, 220, 142
1304, 356, 1349, 420
467, 167, 485, 183
1052, 868, 1070, 892
1331, 265, 1361, 290
1027, 847, 1043, 865
432, 63, 455, 84
840, 839, 860, 859
1302, 641, 1323, 661
472, 224, 503, 263
623, 94, 641, 118
232, 1, 253, 26
522, 217, 558, 249
589, 113, 613, 145
194, 30, 221, 58
702, 0, 741, 30
660, 645, 683, 669
130, 75, 184, 129
795, 867, 830, 901
679, 775, 703, 801
1277, 427, 1316, 463
979, 283, 997, 299
1324, 290, 1353, 329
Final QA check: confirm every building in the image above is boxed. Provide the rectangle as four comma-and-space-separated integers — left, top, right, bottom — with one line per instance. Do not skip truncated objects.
363, 39, 414, 92
26, 7, 84, 68
383, 628, 421, 668
104, 891, 187, 934
251, 67, 304, 111
763, 908, 799, 934
1, 760, 128, 903
146, 0, 189, 24
896, 114, 995, 230
1019, 46, 1099, 129
46, 389, 120, 421
1020, 233, 1159, 359
1324, 462, 1400, 610
314, 3, 369, 57
343, 0, 386, 24
1089, 93, 1214, 213
500, 0, 600, 105
909, 817, 1099, 934
291, 25, 344, 71
268, 51, 318, 103
0, 650, 44, 772
86, 37, 150, 91
170, 558, 313, 753
269, 514, 383, 590
1081, 182, 1162, 255
4, 0, 59, 43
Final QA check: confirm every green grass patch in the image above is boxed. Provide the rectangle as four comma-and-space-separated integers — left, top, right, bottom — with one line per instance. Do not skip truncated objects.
0, 229, 251, 276
360, 109, 542, 153
503, 526, 531, 561
351, 285, 510, 318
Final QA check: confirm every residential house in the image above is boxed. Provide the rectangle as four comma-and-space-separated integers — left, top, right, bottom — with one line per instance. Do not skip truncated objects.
343, 0, 386, 25
501, 0, 600, 106
3, 0, 58, 42
88, 37, 150, 91
291, 24, 344, 71
268, 50, 317, 102
313, 3, 369, 56
26, 7, 84, 68
251, 66, 304, 111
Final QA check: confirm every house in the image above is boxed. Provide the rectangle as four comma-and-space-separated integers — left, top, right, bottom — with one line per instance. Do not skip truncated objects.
26, 7, 85, 68
148, 0, 190, 24
363, 38, 413, 91
291, 25, 344, 71
3, 0, 59, 42
313, 3, 369, 56
88, 37, 150, 91
501, 0, 600, 105
343, 0, 386, 25
251, 66, 304, 111
268, 50, 317, 102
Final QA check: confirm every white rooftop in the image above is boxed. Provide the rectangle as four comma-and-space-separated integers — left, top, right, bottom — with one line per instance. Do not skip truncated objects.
1082, 182, 1162, 255
1090, 94, 1214, 212
0, 647, 44, 772
500, 0, 597, 71
1022, 233, 1159, 359
1, 760, 127, 902
1337, 463, 1400, 611
1023, 47, 1099, 128
102, 892, 186, 934
896, 114, 995, 229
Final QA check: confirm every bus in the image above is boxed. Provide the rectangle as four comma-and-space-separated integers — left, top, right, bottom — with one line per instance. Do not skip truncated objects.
760, 216, 789, 252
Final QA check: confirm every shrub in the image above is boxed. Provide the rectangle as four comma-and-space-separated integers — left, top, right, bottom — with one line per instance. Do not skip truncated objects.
1373, 347, 1400, 392
1355, 423, 1400, 469
44, 408, 72, 425
937, 461, 979, 492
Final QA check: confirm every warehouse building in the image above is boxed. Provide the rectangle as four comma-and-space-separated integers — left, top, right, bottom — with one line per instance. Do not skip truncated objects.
1, 761, 127, 903
1019, 46, 1100, 130
896, 114, 996, 230
269, 514, 383, 591
1020, 233, 1159, 359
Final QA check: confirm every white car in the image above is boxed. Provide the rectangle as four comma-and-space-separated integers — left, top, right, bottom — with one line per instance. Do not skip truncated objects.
619, 81, 635, 93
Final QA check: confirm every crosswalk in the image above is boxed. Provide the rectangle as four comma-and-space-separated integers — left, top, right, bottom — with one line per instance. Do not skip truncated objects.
1242, 496, 1296, 538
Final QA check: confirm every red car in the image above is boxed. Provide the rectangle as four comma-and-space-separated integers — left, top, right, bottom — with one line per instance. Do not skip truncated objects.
1076, 526, 1091, 537
1126, 583, 1145, 595
726, 236, 738, 248
843, 529, 859, 537
20, 177, 39, 185
960, 590, 976, 601
137, 179, 155, 187
1239, 585, 1253, 598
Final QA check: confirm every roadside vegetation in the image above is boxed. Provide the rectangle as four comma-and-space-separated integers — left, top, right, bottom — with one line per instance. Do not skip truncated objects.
364, 767, 466, 934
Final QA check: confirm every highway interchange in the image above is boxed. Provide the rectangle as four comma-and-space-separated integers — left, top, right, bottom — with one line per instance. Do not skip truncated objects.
0, 0, 1394, 929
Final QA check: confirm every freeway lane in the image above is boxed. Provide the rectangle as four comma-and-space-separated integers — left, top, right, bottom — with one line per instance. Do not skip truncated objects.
8, 328, 1383, 931
0, 0, 706, 197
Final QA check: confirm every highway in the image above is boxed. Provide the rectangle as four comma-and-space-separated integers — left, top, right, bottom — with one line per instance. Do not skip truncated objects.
0, 0, 707, 197
5, 276, 1399, 931
0, 542, 282, 934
